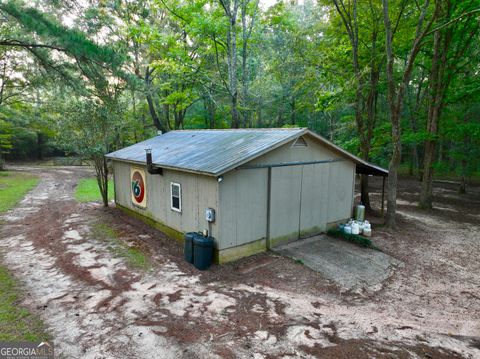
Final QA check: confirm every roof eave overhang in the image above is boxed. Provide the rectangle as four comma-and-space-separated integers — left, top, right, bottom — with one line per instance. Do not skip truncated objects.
106, 157, 218, 177
304, 130, 389, 176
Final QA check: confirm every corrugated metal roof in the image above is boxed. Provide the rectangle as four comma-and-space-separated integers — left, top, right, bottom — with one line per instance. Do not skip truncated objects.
105, 128, 389, 177
105, 128, 306, 176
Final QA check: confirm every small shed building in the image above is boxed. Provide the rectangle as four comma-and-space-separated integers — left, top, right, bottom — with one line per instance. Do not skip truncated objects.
106, 128, 387, 263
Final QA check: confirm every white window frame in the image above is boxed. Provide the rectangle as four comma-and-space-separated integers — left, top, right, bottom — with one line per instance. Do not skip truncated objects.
170, 182, 182, 212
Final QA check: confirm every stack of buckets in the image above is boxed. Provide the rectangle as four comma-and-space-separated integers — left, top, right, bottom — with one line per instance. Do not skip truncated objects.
184, 232, 214, 270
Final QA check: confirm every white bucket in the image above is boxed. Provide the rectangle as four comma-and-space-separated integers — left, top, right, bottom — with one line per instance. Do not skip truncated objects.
344, 226, 352, 234
363, 228, 372, 237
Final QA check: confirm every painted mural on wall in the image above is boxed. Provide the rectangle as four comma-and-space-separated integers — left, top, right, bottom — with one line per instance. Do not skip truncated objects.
131, 167, 147, 208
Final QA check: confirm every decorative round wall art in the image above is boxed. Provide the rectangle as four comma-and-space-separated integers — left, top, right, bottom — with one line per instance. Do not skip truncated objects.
131, 168, 147, 208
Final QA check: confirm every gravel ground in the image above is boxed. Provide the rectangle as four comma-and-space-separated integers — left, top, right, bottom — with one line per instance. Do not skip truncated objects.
0, 166, 478, 358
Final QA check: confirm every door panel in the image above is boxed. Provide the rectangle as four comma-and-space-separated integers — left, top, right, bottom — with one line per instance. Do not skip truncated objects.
299, 164, 328, 237
269, 166, 302, 245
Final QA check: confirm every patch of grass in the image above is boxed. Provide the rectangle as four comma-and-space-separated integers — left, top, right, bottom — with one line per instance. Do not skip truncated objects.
121, 247, 149, 269
0, 172, 49, 341
0, 265, 50, 341
74, 178, 114, 203
91, 222, 150, 270
0, 172, 39, 214
327, 228, 380, 250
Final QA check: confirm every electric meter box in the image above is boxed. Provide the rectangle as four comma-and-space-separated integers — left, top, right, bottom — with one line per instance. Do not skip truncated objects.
205, 208, 215, 223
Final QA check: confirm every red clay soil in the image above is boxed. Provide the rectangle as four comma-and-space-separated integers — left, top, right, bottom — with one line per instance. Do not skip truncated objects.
0, 165, 478, 358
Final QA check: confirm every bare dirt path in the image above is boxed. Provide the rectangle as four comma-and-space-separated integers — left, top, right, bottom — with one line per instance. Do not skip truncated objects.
0, 166, 478, 358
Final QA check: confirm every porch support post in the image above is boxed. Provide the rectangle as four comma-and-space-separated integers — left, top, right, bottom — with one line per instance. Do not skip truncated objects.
381, 176, 386, 216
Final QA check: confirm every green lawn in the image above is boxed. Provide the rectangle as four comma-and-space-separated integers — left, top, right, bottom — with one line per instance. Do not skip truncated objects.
74, 178, 114, 203
0, 171, 39, 214
0, 266, 50, 341
0, 171, 49, 341
91, 222, 151, 270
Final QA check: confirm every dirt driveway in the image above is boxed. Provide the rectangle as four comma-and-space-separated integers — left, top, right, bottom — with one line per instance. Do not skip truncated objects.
0, 166, 479, 358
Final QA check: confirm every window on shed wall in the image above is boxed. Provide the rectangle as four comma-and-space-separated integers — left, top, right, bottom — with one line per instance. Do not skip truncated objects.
170, 182, 182, 212
292, 136, 308, 147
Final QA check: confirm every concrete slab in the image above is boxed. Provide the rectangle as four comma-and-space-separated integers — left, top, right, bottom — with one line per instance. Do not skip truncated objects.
274, 235, 402, 292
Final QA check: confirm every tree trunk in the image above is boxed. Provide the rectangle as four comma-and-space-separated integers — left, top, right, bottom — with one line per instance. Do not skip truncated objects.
36, 132, 43, 160
145, 67, 167, 133
226, 2, 240, 128
458, 114, 469, 194
93, 154, 109, 207
382, 0, 436, 227
360, 64, 380, 210
241, 1, 249, 127
459, 159, 467, 194
407, 71, 425, 177
419, 14, 449, 208
146, 94, 164, 131
290, 97, 296, 126
204, 96, 216, 129
385, 109, 402, 227
333, 0, 378, 211
257, 100, 262, 126
360, 175, 370, 208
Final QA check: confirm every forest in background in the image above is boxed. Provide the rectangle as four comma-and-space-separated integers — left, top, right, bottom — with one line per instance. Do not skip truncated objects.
0, 0, 479, 225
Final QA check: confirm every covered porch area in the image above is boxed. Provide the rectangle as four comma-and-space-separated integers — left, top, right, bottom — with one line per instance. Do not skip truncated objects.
355, 161, 389, 215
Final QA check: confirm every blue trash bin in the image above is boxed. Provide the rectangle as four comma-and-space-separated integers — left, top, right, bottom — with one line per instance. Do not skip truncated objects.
184, 232, 195, 263
193, 235, 214, 270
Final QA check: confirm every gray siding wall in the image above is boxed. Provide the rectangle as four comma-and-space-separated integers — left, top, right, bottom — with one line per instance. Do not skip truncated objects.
113, 160, 219, 239
326, 160, 355, 223
218, 134, 355, 249
217, 168, 268, 250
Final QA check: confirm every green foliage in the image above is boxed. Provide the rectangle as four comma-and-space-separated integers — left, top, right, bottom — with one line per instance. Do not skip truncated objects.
0, 0, 479, 186
0, 1, 125, 68
54, 95, 124, 158
74, 178, 114, 203
0, 171, 39, 213
0, 119, 13, 156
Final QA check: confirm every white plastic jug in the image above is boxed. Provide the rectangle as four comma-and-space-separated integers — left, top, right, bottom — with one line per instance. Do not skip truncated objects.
364, 220, 371, 230
351, 221, 360, 235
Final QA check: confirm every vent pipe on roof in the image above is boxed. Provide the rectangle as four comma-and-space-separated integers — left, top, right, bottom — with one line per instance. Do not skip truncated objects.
145, 148, 163, 175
